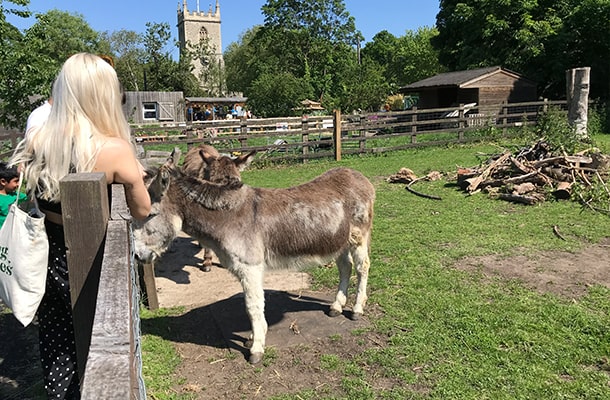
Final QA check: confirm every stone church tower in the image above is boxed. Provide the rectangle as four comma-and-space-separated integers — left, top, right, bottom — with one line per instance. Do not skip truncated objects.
177, 0, 223, 91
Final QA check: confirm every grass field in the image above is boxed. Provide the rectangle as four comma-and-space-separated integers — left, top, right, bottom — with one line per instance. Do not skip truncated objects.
142, 134, 610, 399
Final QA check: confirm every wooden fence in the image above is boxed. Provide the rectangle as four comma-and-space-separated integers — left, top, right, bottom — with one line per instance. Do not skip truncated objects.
59, 174, 144, 399
132, 99, 568, 164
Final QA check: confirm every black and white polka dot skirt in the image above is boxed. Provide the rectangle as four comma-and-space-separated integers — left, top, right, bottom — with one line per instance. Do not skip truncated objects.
37, 221, 81, 399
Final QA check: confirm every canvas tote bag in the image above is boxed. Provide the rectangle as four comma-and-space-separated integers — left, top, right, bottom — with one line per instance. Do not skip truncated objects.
0, 172, 49, 326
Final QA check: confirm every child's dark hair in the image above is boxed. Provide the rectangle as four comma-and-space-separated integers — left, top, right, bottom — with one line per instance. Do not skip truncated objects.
0, 162, 19, 182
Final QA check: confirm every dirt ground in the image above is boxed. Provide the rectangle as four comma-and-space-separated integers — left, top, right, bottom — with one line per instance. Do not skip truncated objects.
1, 234, 609, 400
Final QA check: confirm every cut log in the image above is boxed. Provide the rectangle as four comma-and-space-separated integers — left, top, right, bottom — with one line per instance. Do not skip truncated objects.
466, 151, 511, 192
498, 193, 540, 205
553, 181, 573, 200
512, 182, 537, 195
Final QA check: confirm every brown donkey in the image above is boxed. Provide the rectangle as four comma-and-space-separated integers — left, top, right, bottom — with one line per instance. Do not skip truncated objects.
133, 148, 375, 364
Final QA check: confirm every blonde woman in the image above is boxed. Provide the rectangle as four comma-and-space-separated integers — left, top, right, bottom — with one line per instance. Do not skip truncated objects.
11, 53, 151, 399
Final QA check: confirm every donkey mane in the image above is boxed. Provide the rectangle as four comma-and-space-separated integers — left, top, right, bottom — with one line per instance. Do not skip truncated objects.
175, 170, 245, 210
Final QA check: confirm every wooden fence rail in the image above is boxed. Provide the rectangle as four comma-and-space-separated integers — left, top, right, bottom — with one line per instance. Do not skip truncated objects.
133, 99, 569, 165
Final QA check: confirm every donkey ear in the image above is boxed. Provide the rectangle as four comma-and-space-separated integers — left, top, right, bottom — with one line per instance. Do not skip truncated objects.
148, 163, 173, 202
199, 149, 217, 165
235, 150, 256, 171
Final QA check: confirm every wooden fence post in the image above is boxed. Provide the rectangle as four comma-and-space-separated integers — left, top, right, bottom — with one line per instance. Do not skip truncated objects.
458, 104, 465, 141
333, 109, 342, 161
301, 115, 309, 162
500, 101, 508, 135
411, 107, 418, 144
60, 172, 109, 380
141, 262, 159, 310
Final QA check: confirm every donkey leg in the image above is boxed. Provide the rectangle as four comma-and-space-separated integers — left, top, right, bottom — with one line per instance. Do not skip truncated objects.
329, 251, 352, 317
234, 264, 267, 364
350, 240, 370, 320
200, 247, 213, 272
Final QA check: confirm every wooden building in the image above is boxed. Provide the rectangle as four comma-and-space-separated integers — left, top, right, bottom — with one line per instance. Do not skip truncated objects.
399, 66, 537, 116
123, 91, 186, 125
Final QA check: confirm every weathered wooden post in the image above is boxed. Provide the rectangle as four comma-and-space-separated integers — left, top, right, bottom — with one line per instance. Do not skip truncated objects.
411, 107, 418, 144
60, 173, 109, 381
458, 103, 465, 141
61, 175, 145, 398
566, 67, 590, 138
500, 101, 508, 135
333, 109, 342, 161
301, 115, 310, 163
239, 117, 248, 147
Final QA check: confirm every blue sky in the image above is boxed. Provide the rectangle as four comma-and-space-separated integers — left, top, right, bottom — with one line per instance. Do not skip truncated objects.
7, 0, 440, 56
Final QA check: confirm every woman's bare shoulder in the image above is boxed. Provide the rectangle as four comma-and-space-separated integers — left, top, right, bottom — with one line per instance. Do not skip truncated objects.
100, 137, 132, 150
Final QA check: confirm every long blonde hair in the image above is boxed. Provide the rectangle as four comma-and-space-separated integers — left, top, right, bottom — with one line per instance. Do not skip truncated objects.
11, 53, 131, 201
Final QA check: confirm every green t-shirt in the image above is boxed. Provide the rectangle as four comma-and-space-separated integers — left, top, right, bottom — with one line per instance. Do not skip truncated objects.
0, 192, 28, 228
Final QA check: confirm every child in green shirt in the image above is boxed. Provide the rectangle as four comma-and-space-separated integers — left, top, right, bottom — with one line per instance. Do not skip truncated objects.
0, 162, 27, 227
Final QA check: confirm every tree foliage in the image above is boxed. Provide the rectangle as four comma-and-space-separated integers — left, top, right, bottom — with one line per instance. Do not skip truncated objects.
0, 0, 31, 128
225, 0, 390, 116
0, 4, 105, 128
434, 0, 610, 101
101, 29, 146, 91
363, 27, 445, 89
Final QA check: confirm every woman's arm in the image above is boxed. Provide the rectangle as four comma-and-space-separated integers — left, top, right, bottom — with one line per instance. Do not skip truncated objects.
95, 138, 151, 220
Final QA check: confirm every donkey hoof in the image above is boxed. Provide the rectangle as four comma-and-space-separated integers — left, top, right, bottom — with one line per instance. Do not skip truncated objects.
328, 309, 342, 318
351, 312, 363, 321
249, 352, 264, 364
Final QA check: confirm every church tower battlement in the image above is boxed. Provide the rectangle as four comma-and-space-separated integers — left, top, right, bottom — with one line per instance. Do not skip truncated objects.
177, 0, 223, 90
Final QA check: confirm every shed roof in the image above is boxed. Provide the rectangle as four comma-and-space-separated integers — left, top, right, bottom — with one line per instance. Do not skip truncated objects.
400, 66, 532, 91
186, 96, 247, 103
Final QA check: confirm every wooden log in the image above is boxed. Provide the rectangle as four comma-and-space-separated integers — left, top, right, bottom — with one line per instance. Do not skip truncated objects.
512, 182, 537, 195
498, 193, 540, 205
553, 181, 573, 200
466, 151, 511, 192
510, 156, 535, 174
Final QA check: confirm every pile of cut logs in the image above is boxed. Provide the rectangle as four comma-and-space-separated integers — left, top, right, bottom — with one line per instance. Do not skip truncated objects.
456, 140, 609, 205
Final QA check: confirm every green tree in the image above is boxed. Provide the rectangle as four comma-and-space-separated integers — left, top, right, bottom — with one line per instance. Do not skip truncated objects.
142, 22, 201, 96
248, 71, 313, 117
363, 27, 444, 88
24, 9, 103, 94
337, 59, 389, 112
394, 27, 445, 85
559, 0, 610, 100
223, 0, 370, 116
434, 0, 572, 97
0, 0, 31, 127
1, 4, 106, 128
224, 26, 261, 95
101, 29, 146, 91
142, 22, 174, 91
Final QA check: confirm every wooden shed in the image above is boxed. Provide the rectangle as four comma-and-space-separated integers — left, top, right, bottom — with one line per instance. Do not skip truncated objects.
399, 66, 537, 116
123, 91, 185, 125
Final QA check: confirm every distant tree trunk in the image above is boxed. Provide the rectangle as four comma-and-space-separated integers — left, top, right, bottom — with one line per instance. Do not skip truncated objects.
566, 67, 590, 138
